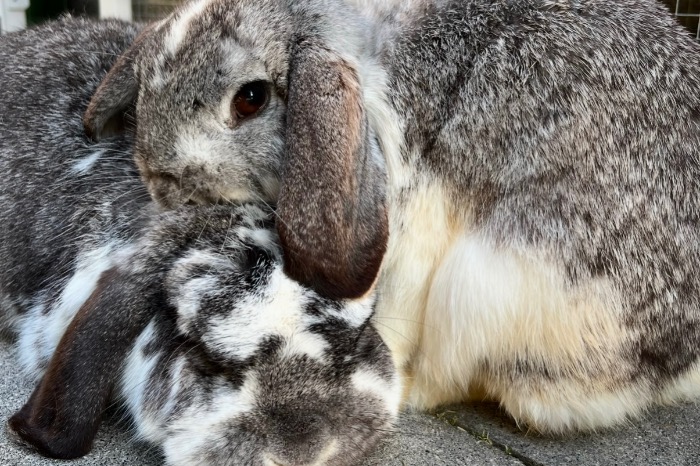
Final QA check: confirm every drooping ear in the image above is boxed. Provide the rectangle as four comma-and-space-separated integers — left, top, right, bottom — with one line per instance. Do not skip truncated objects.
7, 269, 154, 459
276, 39, 389, 300
83, 23, 157, 140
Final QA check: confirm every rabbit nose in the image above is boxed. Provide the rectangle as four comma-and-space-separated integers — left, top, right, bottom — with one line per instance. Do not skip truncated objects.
265, 410, 334, 465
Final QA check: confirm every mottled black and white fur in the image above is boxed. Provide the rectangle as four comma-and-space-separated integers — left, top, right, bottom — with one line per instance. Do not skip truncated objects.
84, 0, 700, 434
0, 18, 399, 465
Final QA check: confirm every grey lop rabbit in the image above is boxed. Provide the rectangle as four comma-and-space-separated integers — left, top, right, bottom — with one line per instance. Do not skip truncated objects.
0, 17, 399, 464
83, 0, 700, 433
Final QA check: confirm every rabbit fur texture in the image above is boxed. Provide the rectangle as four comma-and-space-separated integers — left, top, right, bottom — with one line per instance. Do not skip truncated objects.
81, 0, 700, 437
0, 17, 399, 466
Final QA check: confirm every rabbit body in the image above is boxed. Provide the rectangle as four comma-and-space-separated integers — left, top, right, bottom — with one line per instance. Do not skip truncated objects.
370, 0, 700, 432
0, 18, 398, 465
0, 17, 145, 339
82, 0, 700, 432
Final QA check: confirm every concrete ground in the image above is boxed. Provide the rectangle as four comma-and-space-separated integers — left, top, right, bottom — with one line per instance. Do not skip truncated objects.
2, 337, 699, 466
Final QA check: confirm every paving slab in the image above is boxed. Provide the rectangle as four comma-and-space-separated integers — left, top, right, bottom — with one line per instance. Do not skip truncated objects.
443, 401, 700, 466
365, 411, 521, 466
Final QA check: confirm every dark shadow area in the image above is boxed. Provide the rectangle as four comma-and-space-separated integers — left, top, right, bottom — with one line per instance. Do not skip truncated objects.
27, 0, 98, 25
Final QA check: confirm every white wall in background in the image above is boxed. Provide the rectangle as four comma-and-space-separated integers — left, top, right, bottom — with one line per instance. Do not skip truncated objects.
99, 0, 132, 21
0, 0, 30, 34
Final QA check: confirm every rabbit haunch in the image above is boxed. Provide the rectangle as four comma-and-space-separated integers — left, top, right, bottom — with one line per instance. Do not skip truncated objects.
0, 18, 399, 465
83, 0, 700, 433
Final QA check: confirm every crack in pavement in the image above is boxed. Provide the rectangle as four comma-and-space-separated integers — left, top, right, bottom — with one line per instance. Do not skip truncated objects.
434, 410, 546, 466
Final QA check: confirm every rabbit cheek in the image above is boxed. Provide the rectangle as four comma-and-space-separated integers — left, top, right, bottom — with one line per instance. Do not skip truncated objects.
144, 126, 269, 208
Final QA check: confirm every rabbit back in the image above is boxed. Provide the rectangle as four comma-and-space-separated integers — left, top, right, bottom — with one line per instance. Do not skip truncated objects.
0, 17, 144, 304
0, 17, 148, 373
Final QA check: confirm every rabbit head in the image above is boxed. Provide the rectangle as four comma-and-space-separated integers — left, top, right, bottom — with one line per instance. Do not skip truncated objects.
84, 0, 293, 208
8, 205, 400, 465
139, 205, 400, 465
84, 0, 390, 301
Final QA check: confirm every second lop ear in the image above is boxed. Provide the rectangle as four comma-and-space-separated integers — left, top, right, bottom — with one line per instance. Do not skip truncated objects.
7, 269, 155, 459
276, 39, 389, 300
83, 23, 158, 140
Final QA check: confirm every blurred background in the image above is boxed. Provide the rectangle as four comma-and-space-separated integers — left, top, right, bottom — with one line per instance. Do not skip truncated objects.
1, 0, 180, 32
1, 0, 699, 39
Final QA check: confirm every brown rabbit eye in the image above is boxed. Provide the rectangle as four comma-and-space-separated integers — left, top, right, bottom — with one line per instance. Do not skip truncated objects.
232, 81, 269, 120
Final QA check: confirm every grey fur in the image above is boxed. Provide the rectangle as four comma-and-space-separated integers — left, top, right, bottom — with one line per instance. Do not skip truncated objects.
380, 0, 700, 378
88, 0, 700, 432
0, 17, 397, 464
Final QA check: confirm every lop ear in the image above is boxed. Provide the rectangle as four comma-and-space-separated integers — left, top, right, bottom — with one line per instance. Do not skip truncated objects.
7, 269, 154, 459
276, 39, 388, 300
83, 23, 157, 140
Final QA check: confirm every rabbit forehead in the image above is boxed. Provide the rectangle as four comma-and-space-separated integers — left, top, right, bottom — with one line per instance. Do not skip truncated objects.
158, 0, 291, 74
203, 266, 329, 360
148, 25, 284, 92
163, 0, 212, 56
199, 265, 375, 361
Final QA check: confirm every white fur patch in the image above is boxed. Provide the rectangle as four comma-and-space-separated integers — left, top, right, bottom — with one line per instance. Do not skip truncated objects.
237, 226, 275, 251
205, 265, 325, 361
165, 0, 212, 56
352, 367, 403, 417
149, 64, 167, 90
174, 127, 225, 167
174, 274, 221, 335
499, 380, 653, 432
70, 149, 104, 174
657, 360, 700, 404
121, 320, 164, 442
408, 234, 628, 429
373, 176, 458, 371
280, 332, 329, 362
16, 242, 120, 380
163, 373, 258, 465
361, 57, 405, 186
328, 295, 375, 329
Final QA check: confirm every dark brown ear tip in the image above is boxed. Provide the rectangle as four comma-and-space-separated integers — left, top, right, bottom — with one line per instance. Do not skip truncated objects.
6, 372, 92, 459
7, 412, 46, 456
6, 415, 31, 448
280, 228, 388, 300
282, 263, 368, 300
7, 411, 94, 460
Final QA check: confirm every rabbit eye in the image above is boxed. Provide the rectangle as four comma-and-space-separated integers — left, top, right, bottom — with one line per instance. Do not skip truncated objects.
232, 81, 269, 120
